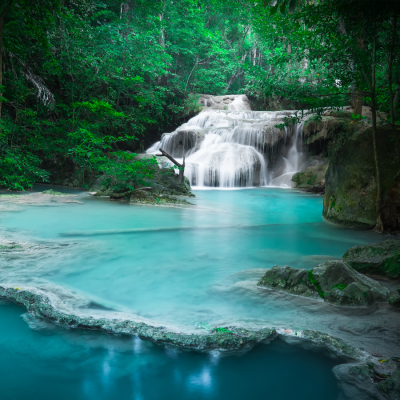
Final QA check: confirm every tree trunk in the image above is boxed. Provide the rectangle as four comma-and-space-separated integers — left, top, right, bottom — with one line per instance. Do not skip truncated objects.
388, 13, 399, 154
157, 148, 186, 182
0, 0, 14, 121
353, 91, 363, 117
371, 36, 384, 231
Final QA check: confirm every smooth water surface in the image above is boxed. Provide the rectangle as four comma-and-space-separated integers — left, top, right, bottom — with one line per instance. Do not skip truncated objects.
0, 302, 341, 400
0, 187, 383, 331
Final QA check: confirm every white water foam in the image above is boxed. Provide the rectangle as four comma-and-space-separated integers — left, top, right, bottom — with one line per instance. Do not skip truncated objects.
147, 95, 304, 188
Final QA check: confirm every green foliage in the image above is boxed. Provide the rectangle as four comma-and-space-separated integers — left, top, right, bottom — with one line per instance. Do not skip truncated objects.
1, 0, 399, 190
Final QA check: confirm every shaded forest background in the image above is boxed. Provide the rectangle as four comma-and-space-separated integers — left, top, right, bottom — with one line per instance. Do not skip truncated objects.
0, 0, 399, 190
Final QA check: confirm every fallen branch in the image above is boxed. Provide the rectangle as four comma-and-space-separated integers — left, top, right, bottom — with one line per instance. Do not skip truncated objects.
156, 148, 185, 182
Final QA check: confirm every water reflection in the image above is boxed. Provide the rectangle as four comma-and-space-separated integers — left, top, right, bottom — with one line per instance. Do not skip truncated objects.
0, 303, 341, 400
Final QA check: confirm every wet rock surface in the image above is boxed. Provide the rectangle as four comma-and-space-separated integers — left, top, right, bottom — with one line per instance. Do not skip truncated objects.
334, 359, 400, 400
322, 125, 400, 230
292, 155, 328, 188
258, 261, 389, 306
0, 286, 275, 351
343, 239, 400, 279
0, 191, 82, 207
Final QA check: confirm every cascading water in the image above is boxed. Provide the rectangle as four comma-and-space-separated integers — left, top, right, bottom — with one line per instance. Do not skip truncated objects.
147, 95, 304, 188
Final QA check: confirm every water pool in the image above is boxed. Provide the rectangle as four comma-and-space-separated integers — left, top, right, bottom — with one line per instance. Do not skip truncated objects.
0, 186, 394, 400
0, 187, 383, 331
0, 302, 341, 400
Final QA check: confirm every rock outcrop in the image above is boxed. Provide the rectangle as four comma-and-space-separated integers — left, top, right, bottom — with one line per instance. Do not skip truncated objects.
0, 285, 276, 351
389, 287, 400, 309
322, 125, 400, 230
257, 261, 389, 306
334, 359, 400, 400
92, 165, 195, 206
343, 239, 400, 279
291, 155, 328, 188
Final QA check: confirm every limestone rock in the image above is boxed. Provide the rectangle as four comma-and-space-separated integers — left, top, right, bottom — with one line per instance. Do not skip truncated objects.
257, 265, 320, 299
258, 261, 389, 306
322, 125, 400, 230
198, 94, 252, 111
343, 239, 400, 278
292, 155, 328, 188
313, 261, 389, 306
377, 363, 400, 399
334, 360, 400, 400
389, 291, 400, 309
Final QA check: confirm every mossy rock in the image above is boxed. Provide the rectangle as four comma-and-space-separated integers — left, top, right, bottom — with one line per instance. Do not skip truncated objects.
258, 261, 389, 307
0, 244, 23, 252
91, 167, 194, 199
343, 239, 400, 278
130, 189, 193, 206
323, 125, 400, 230
0, 194, 20, 198
292, 171, 317, 187
42, 189, 65, 195
389, 290, 400, 309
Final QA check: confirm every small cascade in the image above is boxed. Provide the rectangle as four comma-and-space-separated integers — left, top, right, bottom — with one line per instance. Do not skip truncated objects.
147, 95, 304, 188
269, 123, 304, 187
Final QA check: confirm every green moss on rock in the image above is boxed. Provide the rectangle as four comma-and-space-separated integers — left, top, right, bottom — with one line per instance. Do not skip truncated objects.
258, 261, 389, 306
42, 189, 65, 195
323, 125, 400, 230
343, 239, 400, 278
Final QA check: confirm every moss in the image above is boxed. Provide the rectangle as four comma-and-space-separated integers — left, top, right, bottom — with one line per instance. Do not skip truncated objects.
42, 189, 65, 195
307, 270, 325, 298
0, 244, 23, 251
332, 283, 348, 290
0, 194, 20, 198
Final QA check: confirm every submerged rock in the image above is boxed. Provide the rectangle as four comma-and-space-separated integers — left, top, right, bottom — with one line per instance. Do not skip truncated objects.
257, 261, 389, 306
0, 191, 81, 206
0, 286, 275, 351
343, 239, 400, 279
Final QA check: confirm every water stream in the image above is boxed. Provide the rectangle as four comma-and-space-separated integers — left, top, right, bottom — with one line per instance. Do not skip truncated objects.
147, 96, 302, 188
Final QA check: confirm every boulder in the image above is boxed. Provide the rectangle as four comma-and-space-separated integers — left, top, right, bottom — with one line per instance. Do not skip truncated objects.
377, 363, 400, 400
257, 266, 320, 299
343, 239, 400, 278
258, 261, 389, 306
292, 155, 328, 188
322, 125, 400, 230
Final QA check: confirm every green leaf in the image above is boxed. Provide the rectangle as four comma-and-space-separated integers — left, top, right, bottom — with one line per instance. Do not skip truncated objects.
270, 4, 279, 15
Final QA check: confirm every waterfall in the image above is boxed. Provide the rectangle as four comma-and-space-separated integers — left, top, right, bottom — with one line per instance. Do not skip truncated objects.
147, 95, 304, 188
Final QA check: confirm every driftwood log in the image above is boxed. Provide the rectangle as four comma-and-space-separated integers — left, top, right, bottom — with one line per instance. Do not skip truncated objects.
156, 148, 185, 182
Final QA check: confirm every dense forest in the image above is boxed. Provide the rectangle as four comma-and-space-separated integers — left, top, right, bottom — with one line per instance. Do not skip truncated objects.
0, 0, 399, 192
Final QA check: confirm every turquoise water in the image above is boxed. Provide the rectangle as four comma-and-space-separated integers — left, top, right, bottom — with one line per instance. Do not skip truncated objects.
0, 187, 382, 329
0, 186, 387, 399
0, 302, 341, 400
